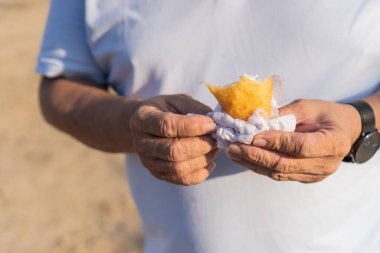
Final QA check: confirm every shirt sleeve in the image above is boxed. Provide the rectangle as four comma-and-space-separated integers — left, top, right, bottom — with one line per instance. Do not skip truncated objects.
36, 0, 106, 86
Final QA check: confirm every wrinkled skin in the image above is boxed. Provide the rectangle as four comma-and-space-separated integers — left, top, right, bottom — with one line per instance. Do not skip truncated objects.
130, 94, 219, 186
228, 99, 362, 183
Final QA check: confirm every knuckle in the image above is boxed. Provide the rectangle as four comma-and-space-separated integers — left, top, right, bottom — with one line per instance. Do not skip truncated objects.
132, 106, 153, 133
136, 106, 149, 121
161, 113, 176, 137
297, 143, 310, 157
168, 141, 186, 161
297, 135, 312, 156
272, 156, 290, 173
169, 161, 189, 176
136, 105, 146, 117
270, 172, 283, 181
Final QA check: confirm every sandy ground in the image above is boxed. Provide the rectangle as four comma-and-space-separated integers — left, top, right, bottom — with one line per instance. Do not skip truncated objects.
0, 1, 143, 252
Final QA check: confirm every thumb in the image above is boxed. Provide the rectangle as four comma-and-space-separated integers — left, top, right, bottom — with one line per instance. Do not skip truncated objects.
278, 104, 294, 116
167, 94, 213, 115
279, 99, 326, 133
279, 99, 308, 123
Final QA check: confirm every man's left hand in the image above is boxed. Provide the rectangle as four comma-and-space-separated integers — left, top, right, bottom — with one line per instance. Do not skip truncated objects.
227, 99, 362, 183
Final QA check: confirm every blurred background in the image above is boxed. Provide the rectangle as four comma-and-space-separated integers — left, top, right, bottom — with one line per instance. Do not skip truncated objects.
0, 1, 143, 252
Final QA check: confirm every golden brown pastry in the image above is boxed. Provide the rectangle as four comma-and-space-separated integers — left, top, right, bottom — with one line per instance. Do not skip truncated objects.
206, 74, 273, 120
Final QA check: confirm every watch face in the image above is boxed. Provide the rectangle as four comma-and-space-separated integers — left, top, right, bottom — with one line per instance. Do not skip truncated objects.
354, 131, 380, 163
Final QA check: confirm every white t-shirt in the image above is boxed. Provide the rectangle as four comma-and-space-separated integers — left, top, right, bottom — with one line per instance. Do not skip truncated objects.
37, 1, 380, 252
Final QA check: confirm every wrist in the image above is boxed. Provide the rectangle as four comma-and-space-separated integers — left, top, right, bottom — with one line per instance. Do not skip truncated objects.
341, 103, 362, 145
122, 98, 144, 153
342, 100, 380, 163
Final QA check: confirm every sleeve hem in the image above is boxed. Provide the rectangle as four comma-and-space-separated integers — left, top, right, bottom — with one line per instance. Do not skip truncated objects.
36, 55, 107, 87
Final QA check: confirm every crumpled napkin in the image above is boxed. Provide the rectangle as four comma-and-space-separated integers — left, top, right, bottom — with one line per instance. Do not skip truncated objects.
207, 106, 296, 150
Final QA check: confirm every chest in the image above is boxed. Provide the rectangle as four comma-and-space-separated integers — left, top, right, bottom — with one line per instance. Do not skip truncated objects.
85, 0, 380, 101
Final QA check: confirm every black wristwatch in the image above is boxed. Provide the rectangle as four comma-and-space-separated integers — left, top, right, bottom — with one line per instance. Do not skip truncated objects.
343, 101, 380, 163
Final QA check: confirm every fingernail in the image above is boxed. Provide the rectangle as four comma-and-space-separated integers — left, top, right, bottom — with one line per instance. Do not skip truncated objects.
228, 144, 242, 155
203, 123, 217, 132
252, 139, 268, 147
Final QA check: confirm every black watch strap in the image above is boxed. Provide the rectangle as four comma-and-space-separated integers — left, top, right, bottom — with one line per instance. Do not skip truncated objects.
348, 101, 376, 134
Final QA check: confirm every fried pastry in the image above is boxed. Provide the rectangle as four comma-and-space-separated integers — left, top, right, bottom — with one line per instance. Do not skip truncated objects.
206, 74, 273, 120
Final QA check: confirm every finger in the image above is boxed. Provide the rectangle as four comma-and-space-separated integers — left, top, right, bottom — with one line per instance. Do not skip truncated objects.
279, 99, 317, 122
230, 156, 326, 183
135, 134, 217, 162
139, 109, 217, 137
164, 94, 213, 115
229, 155, 274, 178
140, 149, 220, 176
228, 143, 336, 175
252, 129, 348, 158
151, 163, 216, 186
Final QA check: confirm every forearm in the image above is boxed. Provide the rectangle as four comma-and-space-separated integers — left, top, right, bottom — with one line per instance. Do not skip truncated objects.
39, 77, 142, 153
363, 91, 380, 131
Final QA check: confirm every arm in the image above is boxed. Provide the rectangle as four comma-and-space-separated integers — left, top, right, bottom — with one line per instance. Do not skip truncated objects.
38, 1, 220, 186
39, 77, 141, 153
39, 77, 219, 185
227, 90, 380, 183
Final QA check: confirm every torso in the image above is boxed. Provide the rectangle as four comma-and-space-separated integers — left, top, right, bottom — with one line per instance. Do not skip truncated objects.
86, 1, 380, 252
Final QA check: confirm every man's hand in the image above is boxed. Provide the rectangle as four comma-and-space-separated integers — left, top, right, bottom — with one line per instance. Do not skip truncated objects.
129, 94, 219, 186
227, 99, 362, 183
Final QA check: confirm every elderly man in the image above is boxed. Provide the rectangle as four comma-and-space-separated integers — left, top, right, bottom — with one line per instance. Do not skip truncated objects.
37, 0, 380, 252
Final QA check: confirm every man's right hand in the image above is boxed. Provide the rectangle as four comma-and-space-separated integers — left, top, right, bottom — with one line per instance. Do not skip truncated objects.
129, 94, 219, 186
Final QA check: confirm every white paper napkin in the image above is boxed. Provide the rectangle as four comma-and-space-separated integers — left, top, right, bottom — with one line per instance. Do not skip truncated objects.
207, 108, 296, 150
